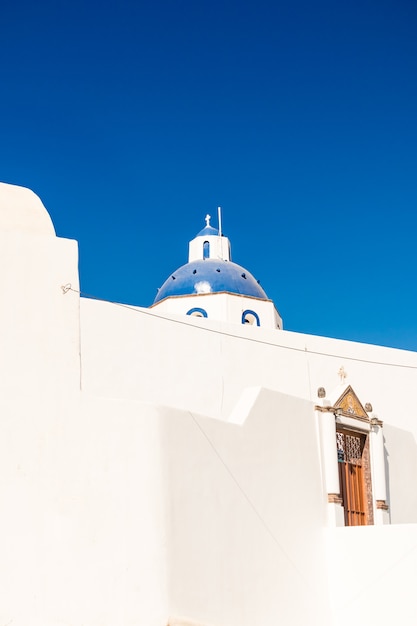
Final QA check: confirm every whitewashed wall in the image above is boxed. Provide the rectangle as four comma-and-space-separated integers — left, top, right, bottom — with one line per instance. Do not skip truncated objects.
0, 231, 80, 396
79, 298, 417, 430
0, 394, 169, 626
1, 182, 417, 625
326, 524, 417, 626
161, 390, 330, 626
152, 291, 281, 328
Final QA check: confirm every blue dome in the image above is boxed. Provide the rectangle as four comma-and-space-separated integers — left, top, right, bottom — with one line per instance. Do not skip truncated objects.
197, 224, 219, 237
153, 259, 268, 304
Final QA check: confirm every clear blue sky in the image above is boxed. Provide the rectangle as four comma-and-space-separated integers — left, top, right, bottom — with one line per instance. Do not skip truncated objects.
1, 0, 417, 350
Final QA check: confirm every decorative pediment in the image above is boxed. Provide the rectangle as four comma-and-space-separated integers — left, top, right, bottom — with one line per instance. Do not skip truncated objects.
334, 385, 369, 420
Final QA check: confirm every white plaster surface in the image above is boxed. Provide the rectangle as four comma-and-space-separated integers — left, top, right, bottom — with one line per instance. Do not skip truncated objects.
0, 231, 80, 396
188, 233, 231, 261
153, 291, 282, 329
0, 182, 55, 234
0, 395, 169, 626
163, 390, 330, 626
326, 524, 417, 626
1, 182, 417, 625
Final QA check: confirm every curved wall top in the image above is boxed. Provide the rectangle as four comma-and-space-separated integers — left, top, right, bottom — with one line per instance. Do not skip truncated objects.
0, 182, 56, 236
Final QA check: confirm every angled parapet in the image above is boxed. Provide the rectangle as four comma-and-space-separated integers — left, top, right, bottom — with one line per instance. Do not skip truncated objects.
227, 386, 263, 425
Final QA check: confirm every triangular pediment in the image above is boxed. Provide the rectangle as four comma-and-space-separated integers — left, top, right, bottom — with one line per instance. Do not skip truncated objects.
334, 385, 368, 419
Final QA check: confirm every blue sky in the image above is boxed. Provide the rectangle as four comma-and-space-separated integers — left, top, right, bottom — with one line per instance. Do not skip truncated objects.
1, 0, 417, 350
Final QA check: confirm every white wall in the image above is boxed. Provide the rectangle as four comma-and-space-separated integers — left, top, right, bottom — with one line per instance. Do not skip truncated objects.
326, 524, 417, 626
0, 231, 80, 397
153, 291, 281, 328
2, 183, 417, 625
79, 298, 417, 526
80, 297, 417, 426
0, 394, 169, 626
383, 424, 417, 523
189, 234, 231, 262
162, 389, 331, 626
0, 385, 333, 626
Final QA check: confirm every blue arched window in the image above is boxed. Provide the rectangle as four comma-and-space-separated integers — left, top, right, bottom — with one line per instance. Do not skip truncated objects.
187, 307, 208, 318
203, 241, 210, 259
242, 309, 260, 326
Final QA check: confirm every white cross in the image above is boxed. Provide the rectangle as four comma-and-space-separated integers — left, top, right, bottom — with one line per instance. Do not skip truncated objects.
205, 214, 211, 227
338, 366, 347, 383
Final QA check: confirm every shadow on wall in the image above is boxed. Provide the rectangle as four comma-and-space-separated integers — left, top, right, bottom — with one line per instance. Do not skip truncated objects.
384, 424, 417, 524
384, 435, 392, 525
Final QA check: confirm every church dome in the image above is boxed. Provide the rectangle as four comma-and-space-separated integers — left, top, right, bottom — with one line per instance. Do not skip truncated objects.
197, 224, 219, 237
151, 213, 282, 329
153, 258, 268, 304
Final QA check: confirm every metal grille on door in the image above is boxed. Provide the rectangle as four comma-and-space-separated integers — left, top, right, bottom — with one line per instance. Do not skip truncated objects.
337, 430, 367, 525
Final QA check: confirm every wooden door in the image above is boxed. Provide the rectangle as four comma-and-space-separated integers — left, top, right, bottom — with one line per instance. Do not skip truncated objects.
337, 429, 368, 526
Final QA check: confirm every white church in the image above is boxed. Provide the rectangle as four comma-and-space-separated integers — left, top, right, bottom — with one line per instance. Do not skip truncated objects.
1, 181, 416, 626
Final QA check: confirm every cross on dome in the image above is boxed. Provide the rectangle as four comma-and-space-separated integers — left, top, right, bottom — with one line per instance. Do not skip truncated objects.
205, 214, 211, 227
